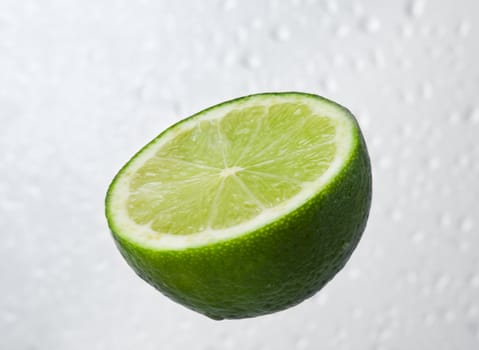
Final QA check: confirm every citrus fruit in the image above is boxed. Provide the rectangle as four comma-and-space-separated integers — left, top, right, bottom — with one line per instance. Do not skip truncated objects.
105, 92, 372, 320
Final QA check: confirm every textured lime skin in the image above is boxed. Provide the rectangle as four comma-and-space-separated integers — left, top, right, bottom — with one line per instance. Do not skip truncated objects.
106, 92, 372, 320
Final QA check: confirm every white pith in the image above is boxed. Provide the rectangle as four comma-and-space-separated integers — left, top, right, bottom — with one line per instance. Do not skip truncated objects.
108, 94, 355, 250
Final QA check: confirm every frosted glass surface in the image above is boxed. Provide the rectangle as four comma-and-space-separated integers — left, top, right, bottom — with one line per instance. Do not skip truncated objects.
1, 0, 478, 349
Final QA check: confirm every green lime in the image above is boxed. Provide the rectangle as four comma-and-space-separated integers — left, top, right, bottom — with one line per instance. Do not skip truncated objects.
106, 92, 372, 320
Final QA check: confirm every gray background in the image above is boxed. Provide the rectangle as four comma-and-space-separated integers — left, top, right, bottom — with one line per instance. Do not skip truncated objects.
1, 0, 478, 349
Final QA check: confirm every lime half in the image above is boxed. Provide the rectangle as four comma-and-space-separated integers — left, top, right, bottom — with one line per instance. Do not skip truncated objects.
106, 92, 372, 319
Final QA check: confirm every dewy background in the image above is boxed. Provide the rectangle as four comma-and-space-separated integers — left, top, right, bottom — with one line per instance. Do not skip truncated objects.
1, 0, 478, 349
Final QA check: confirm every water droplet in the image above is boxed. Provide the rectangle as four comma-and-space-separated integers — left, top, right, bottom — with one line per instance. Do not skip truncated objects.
332, 53, 345, 67
421, 82, 434, 100
305, 61, 316, 75
466, 107, 479, 124
353, 58, 366, 72
401, 24, 414, 38
429, 46, 443, 60
223, 0, 237, 11
407, 0, 426, 18
467, 304, 479, 318
400, 124, 413, 138
443, 309, 456, 323
401, 89, 415, 104
325, 0, 339, 14
295, 338, 309, 350
221, 336, 235, 349
271, 26, 291, 42
458, 20, 471, 37
373, 345, 389, 350
0, 198, 22, 212
457, 239, 470, 253
222, 50, 238, 67
424, 312, 436, 326
94, 261, 108, 273
320, 77, 338, 93
32, 267, 47, 279
389, 305, 400, 319
236, 27, 249, 44
378, 156, 392, 169
157, 13, 176, 34
371, 48, 386, 68
212, 31, 224, 46
420, 284, 432, 297
439, 213, 452, 228
1, 311, 17, 325
470, 274, 479, 288
405, 270, 418, 284
362, 17, 381, 33
251, 18, 263, 29
391, 209, 402, 222
24, 1, 40, 15
378, 325, 393, 340
141, 35, 159, 51
460, 217, 474, 233
412, 230, 425, 244
304, 321, 318, 333
448, 111, 461, 124
434, 274, 450, 292
370, 135, 383, 151
348, 267, 361, 280
242, 54, 262, 69
352, 306, 363, 319
246, 325, 258, 337
466, 322, 479, 339
371, 245, 385, 259
352, 2, 365, 16
427, 156, 440, 170
335, 24, 350, 38
24, 184, 41, 198
315, 291, 328, 306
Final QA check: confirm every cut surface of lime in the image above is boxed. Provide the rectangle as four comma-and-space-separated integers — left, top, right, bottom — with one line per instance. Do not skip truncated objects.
108, 93, 354, 248
106, 92, 372, 319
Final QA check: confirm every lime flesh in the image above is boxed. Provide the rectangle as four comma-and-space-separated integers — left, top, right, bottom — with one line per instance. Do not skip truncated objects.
106, 92, 372, 319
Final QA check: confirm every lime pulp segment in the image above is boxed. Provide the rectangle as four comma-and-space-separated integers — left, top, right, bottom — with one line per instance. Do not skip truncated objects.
107, 94, 355, 249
